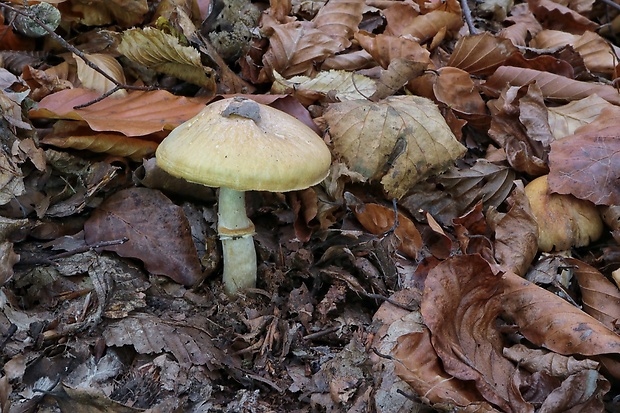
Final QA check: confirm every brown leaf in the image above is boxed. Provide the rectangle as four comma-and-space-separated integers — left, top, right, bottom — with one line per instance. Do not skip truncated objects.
503, 344, 599, 379
430, 67, 488, 126
487, 181, 538, 276
527, 0, 598, 33
547, 95, 614, 140
355, 31, 432, 69
537, 370, 610, 413
324, 96, 466, 199
383, 1, 463, 44
448, 32, 518, 75
62, 0, 148, 27
501, 271, 620, 356
42, 133, 158, 162
312, 0, 364, 49
487, 83, 551, 176
484, 66, 620, 105
401, 159, 515, 226
347, 197, 422, 260
421, 254, 528, 412
548, 123, 620, 206
84, 187, 203, 286
566, 258, 620, 331
29, 88, 211, 136
261, 20, 342, 79
393, 329, 488, 407
104, 312, 234, 368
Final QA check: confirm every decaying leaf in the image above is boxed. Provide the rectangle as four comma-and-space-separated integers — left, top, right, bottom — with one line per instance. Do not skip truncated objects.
324, 96, 466, 199
66, 0, 148, 27
84, 187, 203, 286
355, 31, 432, 69
104, 312, 234, 368
503, 344, 599, 379
117, 27, 216, 90
401, 159, 515, 225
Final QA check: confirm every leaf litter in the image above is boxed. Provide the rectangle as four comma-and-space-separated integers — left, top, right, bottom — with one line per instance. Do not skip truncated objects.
0, 0, 620, 411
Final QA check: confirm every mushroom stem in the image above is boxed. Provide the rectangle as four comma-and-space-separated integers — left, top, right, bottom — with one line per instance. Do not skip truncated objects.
217, 187, 257, 294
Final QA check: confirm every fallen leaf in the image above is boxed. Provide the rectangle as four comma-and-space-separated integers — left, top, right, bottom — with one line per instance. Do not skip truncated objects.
421, 254, 529, 411
484, 66, 620, 105
566, 258, 620, 331
64, 0, 148, 27
74, 53, 127, 98
355, 31, 432, 69
42, 132, 158, 162
117, 27, 216, 90
501, 271, 620, 356
448, 32, 518, 75
29, 88, 210, 136
547, 95, 614, 140
503, 344, 599, 379
324, 95, 466, 199
84, 187, 203, 286
312, 0, 364, 49
548, 122, 620, 206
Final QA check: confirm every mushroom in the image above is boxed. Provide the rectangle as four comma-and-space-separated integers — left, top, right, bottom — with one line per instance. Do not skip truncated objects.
155, 97, 331, 294
524, 175, 603, 252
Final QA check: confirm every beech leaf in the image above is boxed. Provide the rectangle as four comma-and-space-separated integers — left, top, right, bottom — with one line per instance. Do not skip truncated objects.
84, 187, 203, 286
501, 271, 620, 356
324, 96, 466, 199
42, 133, 158, 161
312, 0, 364, 49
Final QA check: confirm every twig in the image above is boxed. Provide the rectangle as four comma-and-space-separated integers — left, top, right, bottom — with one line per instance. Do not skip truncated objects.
0, 2, 159, 107
459, 0, 478, 35
599, 0, 620, 12
363, 292, 418, 311
48, 237, 129, 260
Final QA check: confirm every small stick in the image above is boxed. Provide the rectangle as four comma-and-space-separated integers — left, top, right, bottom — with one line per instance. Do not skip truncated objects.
459, 0, 478, 35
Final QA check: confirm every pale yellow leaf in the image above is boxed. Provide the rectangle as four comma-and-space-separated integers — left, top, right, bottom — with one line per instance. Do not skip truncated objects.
324, 96, 466, 199
74, 53, 127, 98
272, 70, 376, 101
117, 27, 216, 89
547, 95, 614, 140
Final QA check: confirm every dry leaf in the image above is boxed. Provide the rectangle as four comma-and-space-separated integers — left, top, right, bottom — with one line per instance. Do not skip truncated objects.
347, 196, 422, 259
547, 95, 614, 140
324, 96, 466, 199
312, 0, 364, 49
448, 32, 518, 75
548, 118, 620, 206
484, 66, 620, 105
65, 0, 148, 27
355, 31, 432, 69
84, 187, 203, 286
271, 70, 376, 103
528, 0, 598, 33
501, 271, 620, 356
566, 258, 620, 330
74, 53, 127, 98
261, 20, 342, 79
42, 133, 158, 162
117, 27, 216, 90
29, 88, 210, 136
503, 344, 599, 378
421, 254, 528, 411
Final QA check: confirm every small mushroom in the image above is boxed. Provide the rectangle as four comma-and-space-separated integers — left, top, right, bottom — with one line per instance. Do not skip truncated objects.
156, 97, 331, 294
524, 175, 603, 252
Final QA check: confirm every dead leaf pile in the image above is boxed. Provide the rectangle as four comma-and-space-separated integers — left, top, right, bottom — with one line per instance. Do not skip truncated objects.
0, 0, 619, 411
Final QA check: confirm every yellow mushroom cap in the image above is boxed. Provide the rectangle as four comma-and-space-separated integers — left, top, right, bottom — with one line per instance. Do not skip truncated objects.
524, 175, 603, 252
156, 97, 332, 192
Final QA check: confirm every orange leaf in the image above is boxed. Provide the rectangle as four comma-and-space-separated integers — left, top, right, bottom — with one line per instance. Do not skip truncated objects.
29, 88, 210, 136
312, 0, 364, 50
448, 32, 518, 75
351, 202, 422, 259
42, 133, 158, 162
501, 271, 620, 356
